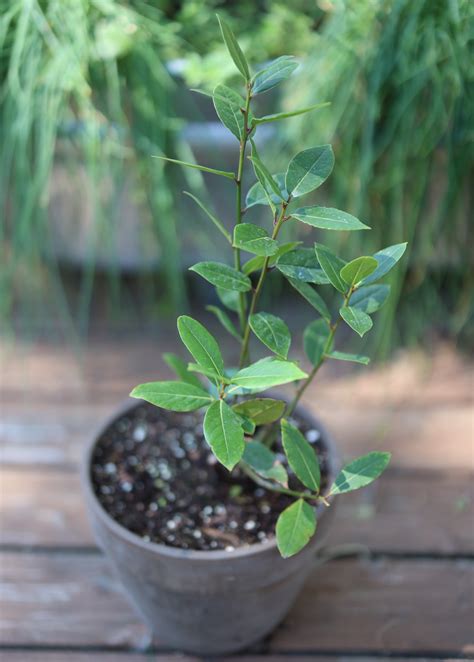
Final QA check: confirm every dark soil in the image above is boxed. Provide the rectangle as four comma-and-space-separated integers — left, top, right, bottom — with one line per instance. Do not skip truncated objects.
91, 402, 329, 552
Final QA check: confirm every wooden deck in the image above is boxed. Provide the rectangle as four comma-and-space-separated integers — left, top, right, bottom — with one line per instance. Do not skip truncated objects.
1, 335, 473, 661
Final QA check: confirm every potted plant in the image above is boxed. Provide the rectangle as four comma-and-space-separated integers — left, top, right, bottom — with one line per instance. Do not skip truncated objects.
82, 18, 407, 655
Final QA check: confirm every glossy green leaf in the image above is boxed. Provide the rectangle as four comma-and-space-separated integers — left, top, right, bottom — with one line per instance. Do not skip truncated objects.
206, 305, 241, 341
287, 279, 331, 322
292, 206, 370, 231
187, 362, 225, 382
177, 315, 224, 378
190, 262, 251, 292
130, 381, 213, 412
326, 351, 370, 365
213, 84, 245, 141
285, 145, 334, 198
245, 173, 287, 208
350, 284, 390, 314
276, 499, 316, 558
243, 441, 288, 486
340, 256, 378, 288
162, 352, 203, 389
339, 306, 373, 337
252, 56, 298, 94
233, 223, 279, 256
362, 243, 408, 285
216, 287, 240, 312
277, 248, 329, 284
303, 319, 331, 366
281, 419, 320, 491
329, 451, 391, 496
217, 15, 250, 81
253, 102, 329, 125
183, 191, 231, 242
249, 141, 284, 201
314, 244, 347, 293
153, 156, 235, 179
229, 357, 307, 391
232, 398, 285, 424
203, 400, 245, 470
234, 413, 256, 435
243, 242, 301, 275
249, 312, 291, 358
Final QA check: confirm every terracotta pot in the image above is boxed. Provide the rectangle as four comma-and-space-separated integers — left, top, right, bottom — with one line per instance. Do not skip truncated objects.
82, 398, 338, 655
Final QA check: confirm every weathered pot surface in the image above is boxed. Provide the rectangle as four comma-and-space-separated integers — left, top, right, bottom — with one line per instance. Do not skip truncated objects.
82, 397, 338, 655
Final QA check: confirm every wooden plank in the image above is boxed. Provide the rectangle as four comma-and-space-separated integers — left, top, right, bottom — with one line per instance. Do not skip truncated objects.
0, 553, 472, 654
1, 468, 473, 554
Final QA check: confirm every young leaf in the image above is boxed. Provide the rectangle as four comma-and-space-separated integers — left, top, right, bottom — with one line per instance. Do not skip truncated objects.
217, 15, 250, 82
213, 84, 246, 141
229, 357, 307, 391
177, 315, 224, 378
350, 284, 390, 314
242, 255, 266, 276
188, 362, 226, 382
190, 261, 251, 292
285, 145, 334, 198
183, 191, 231, 242
303, 319, 331, 366
245, 173, 287, 208
153, 156, 235, 179
249, 141, 285, 201
340, 256, 378, 288
232, 398, 286, 424
326, 351, 370, 365
204, 400, 245, 470
233, 223, 279, 256
287, 278, 331, 322
243, 242, 302, 275
130, 381, 213, 412
163, 352, 203, 389
216, 287, 240, 312
339, 306, 373, 337
206, 305, 241, 341
276, 499, 317, 558
361, 243, 408, 285
277, 248, 329, 284
314, 243, 347, 293
243, 441, 288, 487
281, 419, 320, 491
252, 56, 298, 94
249, 312, 291, 358
235, 413, 256, 435
328, 451, 391, 496
291, 207, 370, 232
253, 102, 329, 125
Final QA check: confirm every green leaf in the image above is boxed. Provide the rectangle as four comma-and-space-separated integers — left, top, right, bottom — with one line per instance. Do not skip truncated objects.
187, 362, 226, 382
130, 381, 213, 412
252, 56, 298, 94
233, 223, 279, 256
314, 244, 347, 293
249, 312, 291, 359
350, 284, 390, 314
183, 191, 231, 242
326, 351, 370, 365
232, 398, 285, 424
249, 142, 284, 201
287, 279, 331, 322
217, 15, 250, 82
243, 241, 301, 275
281, 419, 320, 491
245, 173, 287, 208
303, 319, 331, 366
362, 243, 408, 285
285, 145, 334, 198
190, 261, 251, 292
291, 206, 370, 231
177, 315, 224, 378
153, 156, 235, 179
229, 357, 307, 392
216, 287, 240, 312
276, 499, 316, 558
162, 352, 203, 389
339, 306, 373, 337
328, 451, 391, 496
213, 84, 246, 141
206, 305, 241, 341
234, 413, 256, 435
243, 441, 288, 486
340, 256, 378, 288
204, 400, 245, 470
253, 102, 330, 125
277, 248, 329, 284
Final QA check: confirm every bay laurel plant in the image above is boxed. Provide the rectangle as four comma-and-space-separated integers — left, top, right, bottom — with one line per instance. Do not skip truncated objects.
131, 18, 407, 558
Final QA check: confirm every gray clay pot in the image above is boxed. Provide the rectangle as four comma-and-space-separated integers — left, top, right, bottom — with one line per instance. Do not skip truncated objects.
82, 398, 338, 655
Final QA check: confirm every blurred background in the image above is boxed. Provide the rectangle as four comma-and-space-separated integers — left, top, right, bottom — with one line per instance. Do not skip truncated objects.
1, 0, 473, 358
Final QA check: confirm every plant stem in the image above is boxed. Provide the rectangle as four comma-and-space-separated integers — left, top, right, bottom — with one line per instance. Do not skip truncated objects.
240, 462, 321, 502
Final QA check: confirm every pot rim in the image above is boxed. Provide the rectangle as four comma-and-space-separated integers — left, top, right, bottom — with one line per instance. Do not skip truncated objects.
81, 395, 339, 562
